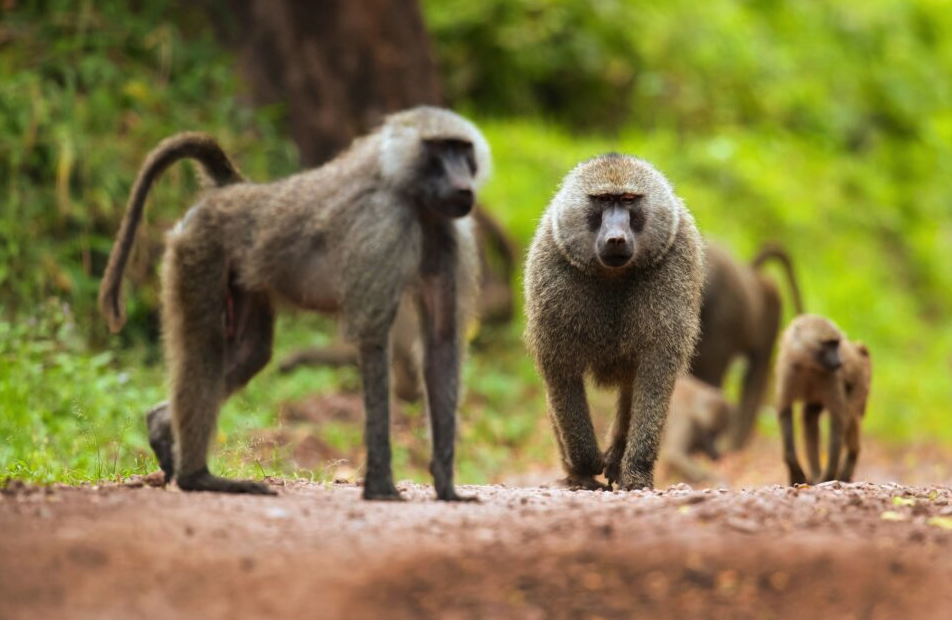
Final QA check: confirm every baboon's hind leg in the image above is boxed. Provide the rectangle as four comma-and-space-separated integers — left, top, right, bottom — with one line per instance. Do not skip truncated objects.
163, 243, 274, 495
145, 289, 275, 485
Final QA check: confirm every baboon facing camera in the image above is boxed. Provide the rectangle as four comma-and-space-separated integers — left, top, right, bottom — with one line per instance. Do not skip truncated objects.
99, 107, 489, 501
524, 154, 704, 491
775, 314, 871, 485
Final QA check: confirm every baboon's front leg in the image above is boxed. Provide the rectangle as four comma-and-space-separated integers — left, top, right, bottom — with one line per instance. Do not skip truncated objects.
821, 410, 845, 482
420, 274, 474, 502
803, 403, 823, 483
544, 372, 606, 490
839, 418, 861, 482
779, 403, 807, 485
359, 340, 401, 501
619, 359, 677, 490
604, 381, 633, 487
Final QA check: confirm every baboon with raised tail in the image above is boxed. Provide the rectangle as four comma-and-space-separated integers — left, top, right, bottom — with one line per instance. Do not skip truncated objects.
99, 107, 489, 501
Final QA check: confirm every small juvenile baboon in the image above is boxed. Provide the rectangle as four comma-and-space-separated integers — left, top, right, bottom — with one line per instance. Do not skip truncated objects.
524, 154, 704, 491
661, 376, 732, 484
276, 204, 518, 403
774, 314, 871, 485
691, 241, 804, 450
99, 107, 489, 501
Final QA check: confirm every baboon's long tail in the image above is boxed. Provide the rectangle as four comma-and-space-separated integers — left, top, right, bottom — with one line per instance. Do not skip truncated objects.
751, 242, 804, 314
98, 132, 244, 332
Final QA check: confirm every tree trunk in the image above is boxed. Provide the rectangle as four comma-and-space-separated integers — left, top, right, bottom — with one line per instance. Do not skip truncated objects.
216, 0, 443, 166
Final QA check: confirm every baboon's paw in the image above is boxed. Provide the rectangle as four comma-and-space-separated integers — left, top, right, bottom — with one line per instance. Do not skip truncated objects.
617, 471, 654, 492
176, 469, 277, 495
363, 479, 404, 501
560, 475, 612, 492
437, 489, 479, 502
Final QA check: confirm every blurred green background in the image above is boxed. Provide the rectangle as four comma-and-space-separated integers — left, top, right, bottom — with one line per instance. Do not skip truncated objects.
1, 0, 950, 484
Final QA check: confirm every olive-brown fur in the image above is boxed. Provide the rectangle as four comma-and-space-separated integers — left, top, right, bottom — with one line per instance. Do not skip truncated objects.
775, 314, 872, 485
524, 154, 704, 491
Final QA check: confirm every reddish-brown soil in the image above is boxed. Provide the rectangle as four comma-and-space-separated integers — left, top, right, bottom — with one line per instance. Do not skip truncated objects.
3, 465, 952, 620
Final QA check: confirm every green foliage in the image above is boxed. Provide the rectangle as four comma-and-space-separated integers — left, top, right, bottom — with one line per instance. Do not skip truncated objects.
0, 299, 158, 482
425, 0, 952, 146
2, 0, 952, 486
0, 0, 298, 340
475, 117, 952, 443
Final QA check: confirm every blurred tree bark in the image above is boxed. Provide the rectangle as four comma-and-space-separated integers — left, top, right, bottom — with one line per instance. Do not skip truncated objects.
209, 0, 443, 166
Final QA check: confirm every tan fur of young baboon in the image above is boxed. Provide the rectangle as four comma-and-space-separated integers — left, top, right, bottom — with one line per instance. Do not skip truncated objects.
690, 241, 804, 450
276, 204, 518, 403
661, 376, 732, 484
774, 314, 871, 485
99, 107, 489, 501
524, 154, 704, 491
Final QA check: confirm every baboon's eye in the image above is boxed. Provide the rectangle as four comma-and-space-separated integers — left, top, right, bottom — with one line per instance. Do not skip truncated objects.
822, 339, 840, 348
620, 193, 642, 206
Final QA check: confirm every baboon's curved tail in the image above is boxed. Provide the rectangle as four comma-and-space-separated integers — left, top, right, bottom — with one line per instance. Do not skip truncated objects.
751, 242, 804, 314
98, 133, 244, 332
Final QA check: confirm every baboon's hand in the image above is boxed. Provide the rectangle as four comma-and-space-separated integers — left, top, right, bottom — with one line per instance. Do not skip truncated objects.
603, 445, 624, 487
362, 478, 404, 501
176, 468, 277, 495
618, 470, 653, 491
788, 467, 808, 486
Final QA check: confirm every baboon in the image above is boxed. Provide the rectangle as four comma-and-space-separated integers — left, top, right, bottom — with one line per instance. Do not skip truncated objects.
99, 106, 489, 501
774, 314, 871, 485
690, 241, 804, 450
276, 204, 518, 403
661, 376, 732, 484
524, 153, 704, 491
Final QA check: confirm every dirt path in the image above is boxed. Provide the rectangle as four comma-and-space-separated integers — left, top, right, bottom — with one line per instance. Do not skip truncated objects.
3, 476, 952, 620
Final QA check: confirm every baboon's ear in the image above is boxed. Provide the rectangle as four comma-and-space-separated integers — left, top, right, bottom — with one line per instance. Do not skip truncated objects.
855, 342, 869, 358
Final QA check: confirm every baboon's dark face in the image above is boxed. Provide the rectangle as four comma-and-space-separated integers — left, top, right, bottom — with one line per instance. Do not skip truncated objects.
417, 138, 477, 219
815, 338, 842, 371
588, 193, 644, 269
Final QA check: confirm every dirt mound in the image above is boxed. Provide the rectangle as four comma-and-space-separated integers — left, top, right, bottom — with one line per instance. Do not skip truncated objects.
353, 539, 947, 620
2, 481, 952, 620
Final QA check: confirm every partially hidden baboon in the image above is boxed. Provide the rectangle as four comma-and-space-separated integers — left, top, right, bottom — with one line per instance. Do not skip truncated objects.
99, 106, 489, 501
690, 241, 804, 450
524, 154, 704, 491
276, 204, 518, 403
774, 314, 871, 485
661, 376, 733, 484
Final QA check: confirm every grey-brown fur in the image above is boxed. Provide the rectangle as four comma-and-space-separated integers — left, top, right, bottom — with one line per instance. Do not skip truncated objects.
775, 314, 872, 485
690, 241, 804, 450
661, 376, 732, 483
524, 154, 704, 491
276, 204, 517, 403
99, 106, 488, 501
